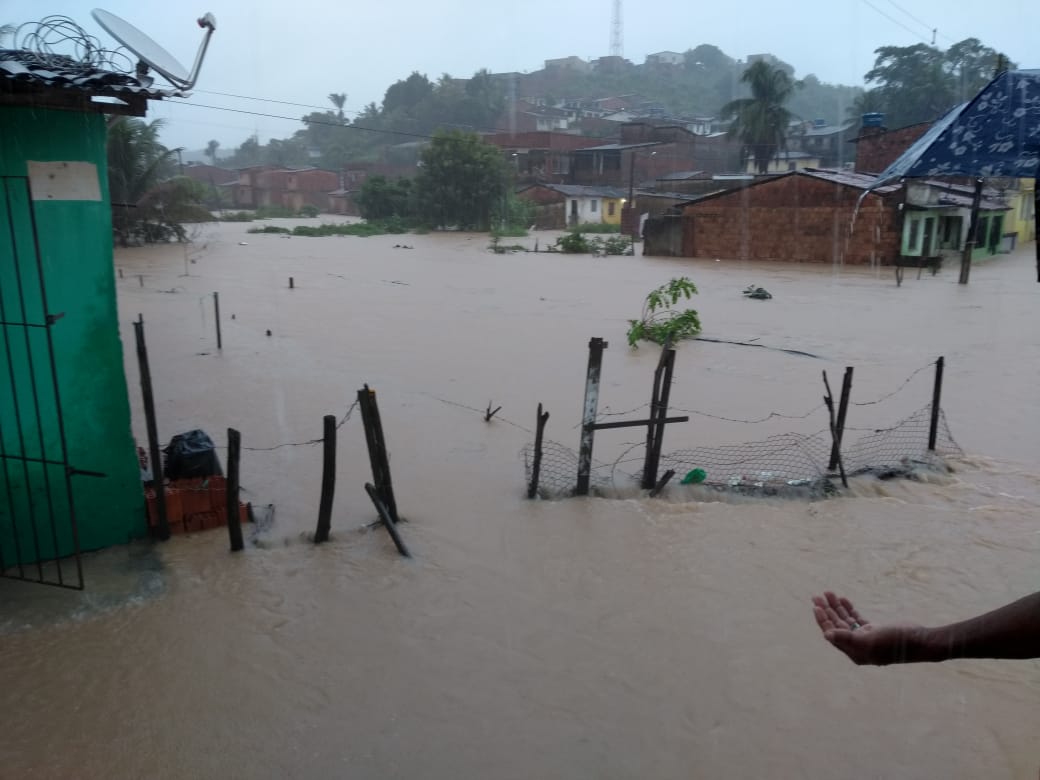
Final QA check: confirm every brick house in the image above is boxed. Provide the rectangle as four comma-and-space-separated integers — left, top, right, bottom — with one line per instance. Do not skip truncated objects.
675, 169, 903, 264
852, 122, 931, 174
483, 131, 604, 184
284, 168, 338, 211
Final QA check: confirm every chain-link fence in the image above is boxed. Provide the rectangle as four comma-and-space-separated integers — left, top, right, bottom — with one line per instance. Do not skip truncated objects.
521, 361, 962, 500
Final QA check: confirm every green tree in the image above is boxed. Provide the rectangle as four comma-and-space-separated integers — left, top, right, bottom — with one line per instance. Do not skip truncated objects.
383, 71, 434, 114
944, 38, 1015, 102
355, 175, 413, 220
720, 60, 797, 174
413, 130, 506, 230
106, 117, 205, 244
228, 134, 262, 167
865, 43, 952, 127
205, 139, 220, 165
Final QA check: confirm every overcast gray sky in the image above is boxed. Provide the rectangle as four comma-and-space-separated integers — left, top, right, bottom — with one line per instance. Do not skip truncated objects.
6, 0, 1036, 151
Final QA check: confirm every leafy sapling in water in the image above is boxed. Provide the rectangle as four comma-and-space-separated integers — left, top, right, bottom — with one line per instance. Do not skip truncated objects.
626, 277, 702, 347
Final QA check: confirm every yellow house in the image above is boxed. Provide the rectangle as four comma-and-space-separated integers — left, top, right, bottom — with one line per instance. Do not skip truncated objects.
998, 179, 1036, 244
602, 194, 624, 225
745, 150, 821, 174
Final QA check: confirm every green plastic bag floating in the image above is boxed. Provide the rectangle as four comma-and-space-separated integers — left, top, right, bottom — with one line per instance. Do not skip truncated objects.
681, 468, 706, 485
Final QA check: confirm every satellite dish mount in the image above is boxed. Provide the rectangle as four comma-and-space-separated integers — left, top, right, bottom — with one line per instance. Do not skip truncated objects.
92, 8, 217, 92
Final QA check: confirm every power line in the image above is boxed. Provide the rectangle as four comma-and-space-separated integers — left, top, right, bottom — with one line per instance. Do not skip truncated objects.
169, 97, 534, 143
194, 89, 351, 113
859, 0, 932, 44
168, 100, 436, 140
880, 0, 957, 44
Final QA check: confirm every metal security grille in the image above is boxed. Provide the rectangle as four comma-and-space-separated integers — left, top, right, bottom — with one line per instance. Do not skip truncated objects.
0, 177, 83, 589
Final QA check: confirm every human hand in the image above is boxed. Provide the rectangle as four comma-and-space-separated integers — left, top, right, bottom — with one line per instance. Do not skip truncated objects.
812, 591, 929, 665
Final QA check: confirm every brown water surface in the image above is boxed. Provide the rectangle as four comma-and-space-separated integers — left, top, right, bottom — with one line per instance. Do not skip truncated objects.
2, 221, 1038, 778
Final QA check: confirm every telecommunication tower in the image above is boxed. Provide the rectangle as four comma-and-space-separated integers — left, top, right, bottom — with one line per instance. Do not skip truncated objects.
610, 0, 623, 58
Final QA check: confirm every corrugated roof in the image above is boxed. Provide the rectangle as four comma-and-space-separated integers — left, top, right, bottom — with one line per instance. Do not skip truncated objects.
803, 120, 857, 137
0, 49, 177, 104
526, 183, 629, 198
656, 170, 705, 181
573, 141, 662, 152
800, 168, 901, 194
680, 168, 902, 208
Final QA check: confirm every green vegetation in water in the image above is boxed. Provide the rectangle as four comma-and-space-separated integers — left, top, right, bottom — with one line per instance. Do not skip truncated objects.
488, 234, 527, 254
218, 211, 255, 222
626, 277, 702, 348
247, 225, 292, 234
555, 232, 632, 256
290, 218, 412, 237
569, 222, 620, 234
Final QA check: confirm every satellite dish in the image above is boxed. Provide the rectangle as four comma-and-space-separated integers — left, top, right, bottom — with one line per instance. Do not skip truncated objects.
91, 8, 216, 91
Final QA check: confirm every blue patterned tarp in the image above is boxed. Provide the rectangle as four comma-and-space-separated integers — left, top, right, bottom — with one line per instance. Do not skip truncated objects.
875, 70, 1040, 184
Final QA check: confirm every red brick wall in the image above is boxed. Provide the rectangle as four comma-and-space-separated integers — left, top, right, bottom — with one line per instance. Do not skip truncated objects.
681, 173, 902, 264
854, 124, 930, 174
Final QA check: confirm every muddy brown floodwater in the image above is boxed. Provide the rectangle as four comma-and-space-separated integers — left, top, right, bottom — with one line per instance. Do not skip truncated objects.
2, 219, 1039, 778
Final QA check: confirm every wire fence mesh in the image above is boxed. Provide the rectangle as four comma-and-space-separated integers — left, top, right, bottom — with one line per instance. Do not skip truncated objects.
521, 361, 962, 500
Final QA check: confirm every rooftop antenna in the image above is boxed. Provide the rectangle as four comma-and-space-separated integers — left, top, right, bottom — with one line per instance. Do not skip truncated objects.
610, 0, 623, 58
91, 8, 216, 92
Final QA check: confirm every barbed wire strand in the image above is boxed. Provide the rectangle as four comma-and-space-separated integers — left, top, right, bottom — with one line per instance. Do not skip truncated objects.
851, 361, 935, 406
208, 400, 360, 452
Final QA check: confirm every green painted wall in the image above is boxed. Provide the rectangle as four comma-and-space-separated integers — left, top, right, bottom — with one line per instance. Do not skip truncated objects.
0, 106, 144, 564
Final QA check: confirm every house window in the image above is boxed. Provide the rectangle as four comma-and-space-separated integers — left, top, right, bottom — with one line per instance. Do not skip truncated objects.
551, 155, 570, 174
907, 218, 920, 252
788, 162, 796, 172
590, 199, 598, 212
608, 201, 616, 216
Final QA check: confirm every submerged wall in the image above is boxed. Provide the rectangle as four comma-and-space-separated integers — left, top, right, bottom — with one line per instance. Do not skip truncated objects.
0, 106, 144, 565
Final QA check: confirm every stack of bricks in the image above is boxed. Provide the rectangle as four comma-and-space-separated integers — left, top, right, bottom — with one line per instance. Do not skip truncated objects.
144, 475, 249, 535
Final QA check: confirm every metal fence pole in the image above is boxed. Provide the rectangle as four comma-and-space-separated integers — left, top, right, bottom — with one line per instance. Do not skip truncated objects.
928, 356, 945, 451
576, 337, 607, 496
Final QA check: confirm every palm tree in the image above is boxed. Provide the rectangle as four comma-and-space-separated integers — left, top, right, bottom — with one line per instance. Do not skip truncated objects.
205, 139, 220, 165
328, 92, 347, 121
721, 61, 797, 174
106, 117, 179, 244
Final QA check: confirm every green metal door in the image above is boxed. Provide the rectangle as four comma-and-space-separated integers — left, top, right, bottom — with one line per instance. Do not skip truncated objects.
0, 177, 84, 589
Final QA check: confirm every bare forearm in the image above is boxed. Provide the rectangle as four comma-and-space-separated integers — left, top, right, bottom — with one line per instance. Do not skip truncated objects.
919, 591, 1040, 662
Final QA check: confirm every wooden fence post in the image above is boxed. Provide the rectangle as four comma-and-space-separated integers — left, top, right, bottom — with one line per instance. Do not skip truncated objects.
365, 483, 410, 558
643, 345, 676, 489
527, 403, 550, 499
133, 318, 169, 541
314, 415, 337, 543
358, 385, 399, 523
822, 371, 848, 488
213, 291, 222, 350
226, 428, 244, 551
828, 366, 853, 470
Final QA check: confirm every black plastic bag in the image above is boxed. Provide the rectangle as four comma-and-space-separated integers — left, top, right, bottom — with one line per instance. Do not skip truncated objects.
163, 429, 222, 480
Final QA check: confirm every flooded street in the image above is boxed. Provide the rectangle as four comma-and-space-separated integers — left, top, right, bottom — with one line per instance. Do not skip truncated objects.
2, 220, 1039, 778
